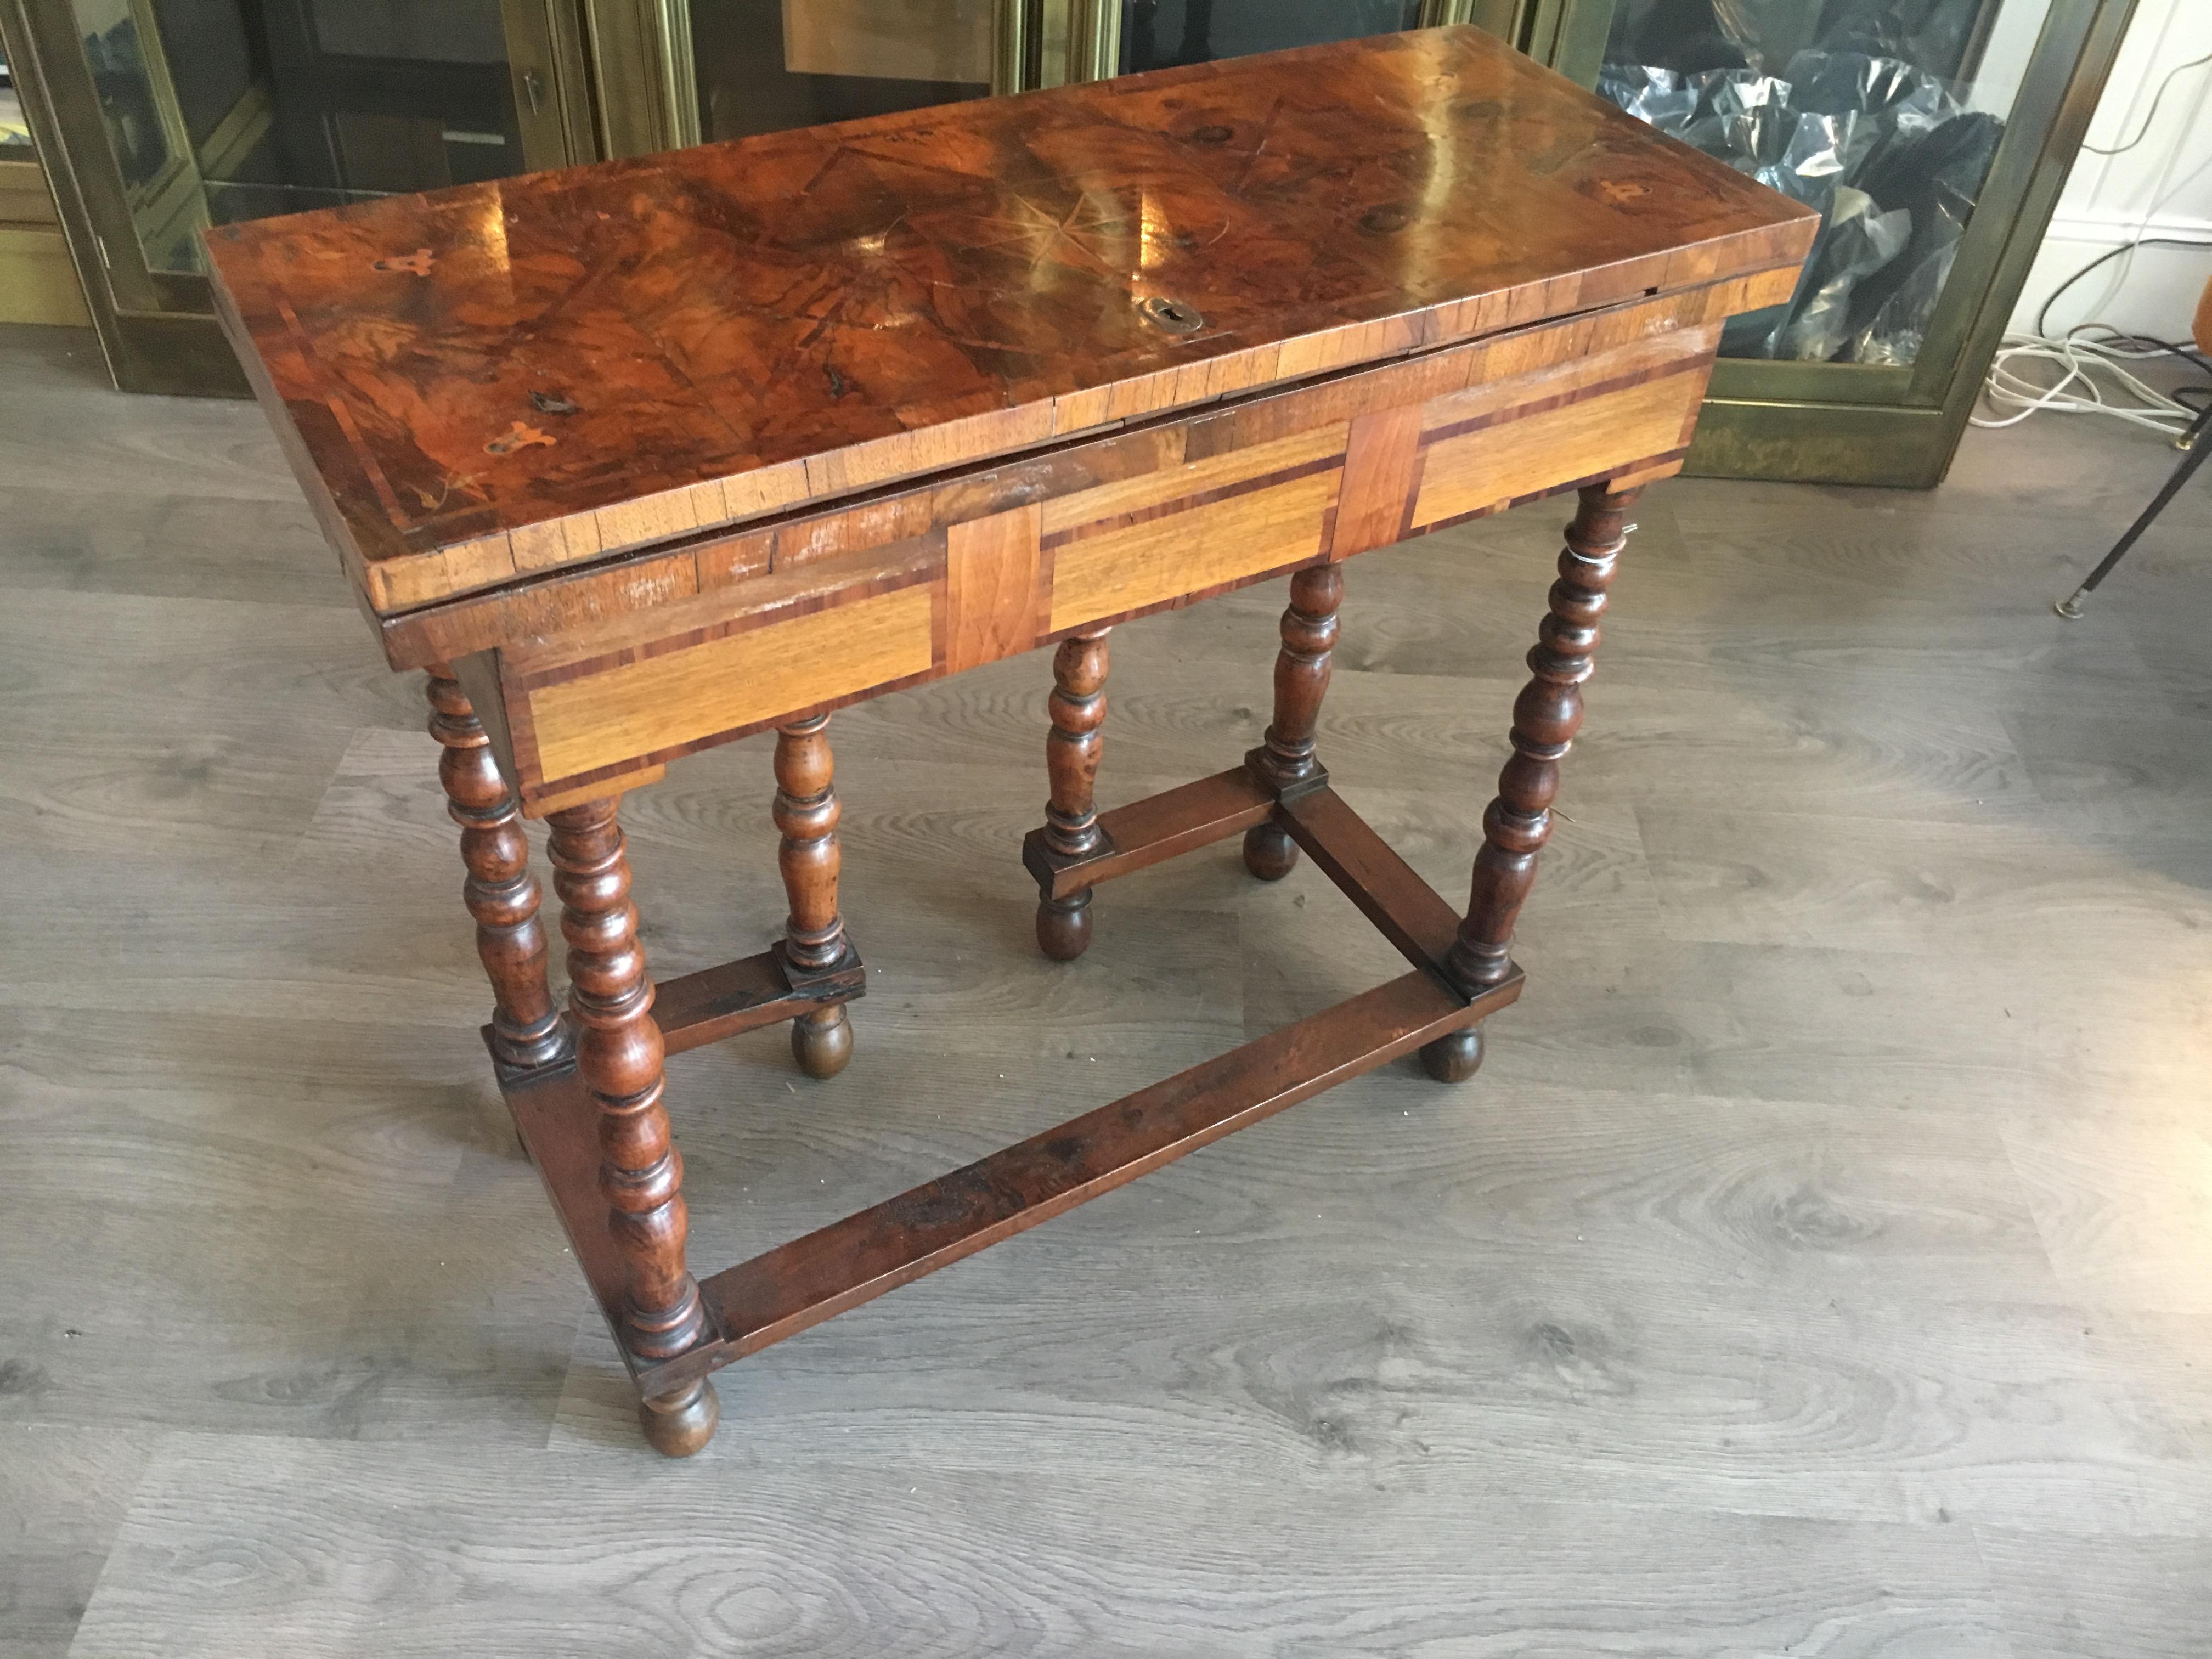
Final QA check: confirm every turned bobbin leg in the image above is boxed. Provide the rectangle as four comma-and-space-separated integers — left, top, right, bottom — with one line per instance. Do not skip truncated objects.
1036, 626, 1111, 961
1244, 563, 1344, 879
774, 714, 854, 1080
1426, 483, 1638, 1084
545, 797, 717, 1455
425, 667, 569, 1074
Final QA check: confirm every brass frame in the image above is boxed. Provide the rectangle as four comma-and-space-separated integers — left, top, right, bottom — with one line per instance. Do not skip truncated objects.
654, 0, 701, 147
579, 0, 673, 158
1440, 1, 1524, 38
198, 80, 275, 185
100, 0, 200, 262
0, 149, 94, 325
1063, 0, 1116, 81
996, 0, 1036, 97
0, 0, 584, 393
1511, 0, 1611, 83
503, 0, 601, 167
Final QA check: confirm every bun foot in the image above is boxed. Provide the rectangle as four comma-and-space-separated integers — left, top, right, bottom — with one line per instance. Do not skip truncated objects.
639, 1377, 719, 1457
1242, 821, 1300, 881
1036, 888, 1094, 961
791, 1005, 853, 1079
1419, 1025, 1484, 1084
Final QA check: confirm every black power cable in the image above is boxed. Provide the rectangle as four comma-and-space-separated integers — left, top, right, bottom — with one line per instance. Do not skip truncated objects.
2064, 324, 2212, 378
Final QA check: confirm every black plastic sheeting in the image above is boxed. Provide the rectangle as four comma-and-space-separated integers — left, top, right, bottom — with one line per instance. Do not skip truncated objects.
1599, 0, 2006, 365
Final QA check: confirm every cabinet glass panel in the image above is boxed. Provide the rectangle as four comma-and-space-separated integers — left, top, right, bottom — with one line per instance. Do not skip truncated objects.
689, 0, 997, 144
1599, 0, 2052, 366
64, 0, 529, 275
2, 47, 32, 146
1119, 1, 1423, 74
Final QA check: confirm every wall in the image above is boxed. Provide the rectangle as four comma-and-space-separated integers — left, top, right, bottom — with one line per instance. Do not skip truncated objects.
2009, 0, 2212, 341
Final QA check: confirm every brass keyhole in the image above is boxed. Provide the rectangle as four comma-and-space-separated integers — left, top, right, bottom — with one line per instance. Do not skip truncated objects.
1139, 295, 1204, 335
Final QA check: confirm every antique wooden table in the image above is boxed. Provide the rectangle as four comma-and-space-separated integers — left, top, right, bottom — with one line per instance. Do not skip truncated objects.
208, 26, 1814, 1456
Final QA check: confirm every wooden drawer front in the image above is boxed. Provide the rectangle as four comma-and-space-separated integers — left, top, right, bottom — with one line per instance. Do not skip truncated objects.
520, 580, 938, 788
1409, 362, 1707, 533
1045, 424, 1347, 634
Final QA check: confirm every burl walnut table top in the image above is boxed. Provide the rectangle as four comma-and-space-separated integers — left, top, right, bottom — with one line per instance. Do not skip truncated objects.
205, 26, 1812, 618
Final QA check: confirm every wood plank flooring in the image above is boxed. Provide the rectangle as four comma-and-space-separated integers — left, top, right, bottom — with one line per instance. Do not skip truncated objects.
2, 321, 2208, 1656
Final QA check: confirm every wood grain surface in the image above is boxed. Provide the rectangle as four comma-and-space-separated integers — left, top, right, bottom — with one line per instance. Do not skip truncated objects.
205, 25, 1815, 616
7, 321, 2211, 1652
943, 505, 1042, 675
522, 582, 938, 785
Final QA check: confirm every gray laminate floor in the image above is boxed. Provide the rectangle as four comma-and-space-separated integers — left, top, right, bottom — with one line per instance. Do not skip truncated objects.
2, 320, 2208, 1657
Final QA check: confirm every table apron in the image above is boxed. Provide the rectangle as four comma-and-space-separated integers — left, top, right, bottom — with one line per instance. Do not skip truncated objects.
443, 302, 1737, 813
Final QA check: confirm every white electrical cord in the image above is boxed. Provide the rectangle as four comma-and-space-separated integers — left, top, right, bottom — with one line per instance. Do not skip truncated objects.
1973, 331, 2200, 432
1982, 62, 2212, 433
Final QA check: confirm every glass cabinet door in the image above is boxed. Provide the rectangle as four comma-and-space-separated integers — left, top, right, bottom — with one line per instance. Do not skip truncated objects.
1595, 0, 2052, 370
605, 0, 1025, 156
2, 36, 37, 144
691, 0, 1000, 143
612, 1, 1444, 155
0, 0, 583, 388
58, 0, 571, 275
1118, 1, 1425, 74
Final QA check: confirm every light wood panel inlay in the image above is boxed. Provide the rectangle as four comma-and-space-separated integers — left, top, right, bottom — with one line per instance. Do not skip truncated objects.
1041, 422, 1347, 538
1412, 371, 1703, 531
1048, 469, 1341, 634
528, 584, 936, 784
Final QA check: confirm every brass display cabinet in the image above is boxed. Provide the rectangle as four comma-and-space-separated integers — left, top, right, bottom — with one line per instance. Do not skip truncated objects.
0, 0, 594, 391
4, 0, 2136, 487
1497, 0, 2139, 484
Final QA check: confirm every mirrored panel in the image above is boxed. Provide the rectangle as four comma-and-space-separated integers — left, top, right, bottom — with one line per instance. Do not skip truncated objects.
2, 44, 38, 146
1119, 0, 1424, 74
689, 0, 998, 144
1599, 0, 2053, 366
